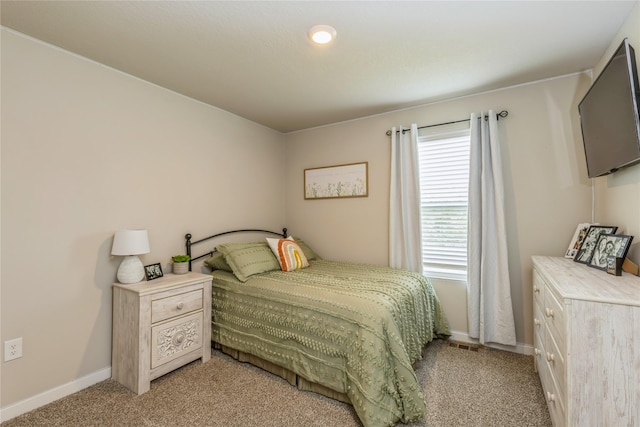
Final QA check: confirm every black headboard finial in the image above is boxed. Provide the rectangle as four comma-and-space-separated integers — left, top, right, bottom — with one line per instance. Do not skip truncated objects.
283, 228, 288, 238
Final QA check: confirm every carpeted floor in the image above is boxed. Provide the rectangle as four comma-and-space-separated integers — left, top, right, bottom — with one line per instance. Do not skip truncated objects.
2, 340, 552, 427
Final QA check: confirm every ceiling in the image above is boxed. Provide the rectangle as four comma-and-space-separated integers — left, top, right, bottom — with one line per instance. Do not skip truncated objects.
1, 1, 636, 133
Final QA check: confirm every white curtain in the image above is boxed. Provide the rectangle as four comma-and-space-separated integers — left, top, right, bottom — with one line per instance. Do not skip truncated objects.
467, 111, 516, 346
389, 124, 423, 273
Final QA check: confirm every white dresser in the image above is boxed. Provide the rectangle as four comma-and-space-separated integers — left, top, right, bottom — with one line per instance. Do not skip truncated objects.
112, 272, 212, 394
532, 256, 639, 426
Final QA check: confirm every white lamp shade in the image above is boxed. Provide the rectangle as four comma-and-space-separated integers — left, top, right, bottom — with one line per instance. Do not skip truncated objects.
111, 229, 150, 256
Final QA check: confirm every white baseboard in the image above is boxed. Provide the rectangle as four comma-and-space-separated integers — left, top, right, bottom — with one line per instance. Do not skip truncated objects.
447, 329, 534, 356
0, 366, 111, 422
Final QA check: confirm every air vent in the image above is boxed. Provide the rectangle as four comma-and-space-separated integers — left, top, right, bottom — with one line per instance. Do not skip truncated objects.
448, 341, 480, 352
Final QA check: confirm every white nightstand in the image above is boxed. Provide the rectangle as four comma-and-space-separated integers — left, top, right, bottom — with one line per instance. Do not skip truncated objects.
111, 272, 212, 394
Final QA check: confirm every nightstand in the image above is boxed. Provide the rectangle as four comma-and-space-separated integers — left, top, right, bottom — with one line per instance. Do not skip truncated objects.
111, 272, 212, 394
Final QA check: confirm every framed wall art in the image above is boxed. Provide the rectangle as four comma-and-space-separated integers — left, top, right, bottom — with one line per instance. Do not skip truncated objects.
573, 225, 618, 264
304, 162, 368, 200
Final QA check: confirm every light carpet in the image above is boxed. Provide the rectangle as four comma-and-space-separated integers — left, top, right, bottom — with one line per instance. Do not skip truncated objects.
2, 340, 552, 426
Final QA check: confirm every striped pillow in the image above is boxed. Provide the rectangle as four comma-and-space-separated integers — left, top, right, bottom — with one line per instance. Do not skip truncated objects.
266, 237, 310, 272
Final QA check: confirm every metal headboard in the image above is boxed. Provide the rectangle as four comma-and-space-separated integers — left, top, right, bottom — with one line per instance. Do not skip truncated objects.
185, 228, 288, 271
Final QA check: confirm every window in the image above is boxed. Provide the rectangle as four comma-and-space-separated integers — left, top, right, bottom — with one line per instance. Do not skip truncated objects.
417, 127, 470, 281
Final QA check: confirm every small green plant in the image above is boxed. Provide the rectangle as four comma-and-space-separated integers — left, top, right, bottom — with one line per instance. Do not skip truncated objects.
172, 254, 191, 263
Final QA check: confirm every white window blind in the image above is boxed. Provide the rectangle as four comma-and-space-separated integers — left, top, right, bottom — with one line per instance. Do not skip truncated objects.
417, 128, 470, 281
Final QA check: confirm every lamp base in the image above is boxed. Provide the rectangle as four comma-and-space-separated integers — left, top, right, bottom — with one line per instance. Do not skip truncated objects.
117, 255, 145, 284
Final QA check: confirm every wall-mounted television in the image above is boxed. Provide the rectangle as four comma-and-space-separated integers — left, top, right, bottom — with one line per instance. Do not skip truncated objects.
579, 38, 640, 178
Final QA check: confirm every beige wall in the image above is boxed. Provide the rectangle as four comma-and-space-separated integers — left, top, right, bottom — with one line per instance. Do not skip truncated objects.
1, 30, 286, 408
593, 1, 640, 264
3, 0, 639, 418
285, 73, 594, 348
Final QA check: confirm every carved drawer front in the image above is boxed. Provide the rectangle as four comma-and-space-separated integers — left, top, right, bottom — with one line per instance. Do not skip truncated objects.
152, 290, 203, 323
151, 312, 203, 369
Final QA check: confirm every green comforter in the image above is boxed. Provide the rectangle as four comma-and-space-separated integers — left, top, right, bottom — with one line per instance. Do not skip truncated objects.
210, 260, 450, 427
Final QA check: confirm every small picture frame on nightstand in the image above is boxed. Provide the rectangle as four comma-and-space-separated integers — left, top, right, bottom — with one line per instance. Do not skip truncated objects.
144, 263, 163, 281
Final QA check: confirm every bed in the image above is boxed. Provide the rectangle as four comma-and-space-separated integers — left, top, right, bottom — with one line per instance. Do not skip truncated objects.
185, 229, 450, 427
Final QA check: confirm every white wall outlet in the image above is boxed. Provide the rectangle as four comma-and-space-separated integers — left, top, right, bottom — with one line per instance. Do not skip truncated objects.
4, 337, 23, 362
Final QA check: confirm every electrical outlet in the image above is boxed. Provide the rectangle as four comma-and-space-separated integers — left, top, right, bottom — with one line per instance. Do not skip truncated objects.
4, 338, 23, 362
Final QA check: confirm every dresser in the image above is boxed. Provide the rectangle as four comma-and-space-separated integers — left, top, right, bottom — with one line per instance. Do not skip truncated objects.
532, 256, 639, 426
112, 272, 212, 394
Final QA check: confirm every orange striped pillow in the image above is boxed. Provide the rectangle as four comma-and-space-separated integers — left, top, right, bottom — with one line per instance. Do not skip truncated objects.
266, 237, 310, 272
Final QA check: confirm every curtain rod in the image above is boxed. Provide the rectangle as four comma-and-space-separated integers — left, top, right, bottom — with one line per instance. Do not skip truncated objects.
385, 110, 509, 136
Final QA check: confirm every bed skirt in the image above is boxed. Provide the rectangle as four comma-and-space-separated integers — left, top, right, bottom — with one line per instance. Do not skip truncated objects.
213, 342, 352, 405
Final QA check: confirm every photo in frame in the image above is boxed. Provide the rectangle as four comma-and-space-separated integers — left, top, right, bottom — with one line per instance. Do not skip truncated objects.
606, 256, 624, 276
304, 162, 368, 200
144, 263, 164, 281
588, 234, 633, 271
573, 225, 618, 264
565, 223, 593, 259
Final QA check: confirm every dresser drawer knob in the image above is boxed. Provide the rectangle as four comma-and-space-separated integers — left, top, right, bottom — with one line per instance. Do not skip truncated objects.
547, 391, 555, 402
534, 318, 540, 326
545, 308, 554, 318
534, 348, 541, 356
533, 286, 540, 293
546, 352, 555, 362
177, 302, 184, 310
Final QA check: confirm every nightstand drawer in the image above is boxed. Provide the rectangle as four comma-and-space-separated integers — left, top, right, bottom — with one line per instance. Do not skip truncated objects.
152, 289, 203, 323
151, 311, 203, 369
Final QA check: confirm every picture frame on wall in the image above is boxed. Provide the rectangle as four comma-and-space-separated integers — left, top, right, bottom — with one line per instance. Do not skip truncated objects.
573, 225, 618, 264
304, 162, 368, 200
144, 263, 164, 281
565, 223, 593, 259
588, 234, 633, 271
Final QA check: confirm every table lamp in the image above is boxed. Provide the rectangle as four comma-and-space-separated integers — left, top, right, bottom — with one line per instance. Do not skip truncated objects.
111, 229, 150, 284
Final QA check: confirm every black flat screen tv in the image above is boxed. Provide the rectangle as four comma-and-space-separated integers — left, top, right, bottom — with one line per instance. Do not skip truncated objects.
579, 38, 640, 178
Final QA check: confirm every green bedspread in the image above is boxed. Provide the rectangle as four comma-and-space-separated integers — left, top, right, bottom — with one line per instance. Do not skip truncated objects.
210, 260, 450, 427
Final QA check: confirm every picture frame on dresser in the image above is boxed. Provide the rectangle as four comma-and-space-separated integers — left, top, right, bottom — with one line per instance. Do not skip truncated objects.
588, 234, 633, 271
573, 225, 618, 264
565, 223, 592, 258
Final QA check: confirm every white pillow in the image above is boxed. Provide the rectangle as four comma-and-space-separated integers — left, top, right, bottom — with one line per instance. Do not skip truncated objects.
266, 237, 310, 272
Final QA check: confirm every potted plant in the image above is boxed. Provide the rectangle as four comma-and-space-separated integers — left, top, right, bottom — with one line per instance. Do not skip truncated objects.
172, 254, 190, 275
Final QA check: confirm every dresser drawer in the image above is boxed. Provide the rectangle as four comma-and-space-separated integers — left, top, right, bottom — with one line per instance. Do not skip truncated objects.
151, 311, 203, 369
543, 285, 565, 355
544, 323, 566, 405
543, 368, 566, 427
532, 268, 545, 307
152, 290, 203, 323
533, 323, 546, 373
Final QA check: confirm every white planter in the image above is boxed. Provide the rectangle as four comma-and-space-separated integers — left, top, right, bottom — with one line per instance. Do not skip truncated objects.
173, 262, 189, 274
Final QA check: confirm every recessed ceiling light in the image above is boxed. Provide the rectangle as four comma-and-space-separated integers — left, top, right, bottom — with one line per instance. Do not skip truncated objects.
308, 25, 336, 45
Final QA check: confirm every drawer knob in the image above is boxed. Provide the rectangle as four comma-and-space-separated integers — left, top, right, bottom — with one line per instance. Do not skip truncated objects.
177, 302, 184, 310
547, 391, 555, 402
533, 286, 540, 293
534, 348, 541, 356
546, 352, 555, 362
545, 308, 554, 318
534, 318, 540, 326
